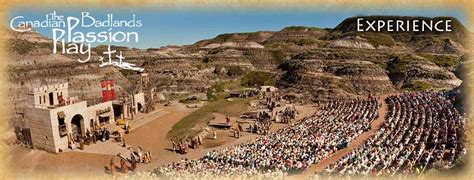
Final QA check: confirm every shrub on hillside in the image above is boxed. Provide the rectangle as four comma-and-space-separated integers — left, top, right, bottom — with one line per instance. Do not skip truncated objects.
240, 71, 276, 87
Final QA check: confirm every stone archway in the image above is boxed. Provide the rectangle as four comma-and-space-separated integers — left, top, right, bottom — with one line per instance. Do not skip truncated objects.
137, 103, 143, 112
71, 114, 84, 138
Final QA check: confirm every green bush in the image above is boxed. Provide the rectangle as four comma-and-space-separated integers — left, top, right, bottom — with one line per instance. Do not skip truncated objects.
387, 55, 424, 74
210, 81, 226, 92
272, 50, 286, 64
279, 60, 303, 83
240, 71, 276, 87
226, 65, 244, 77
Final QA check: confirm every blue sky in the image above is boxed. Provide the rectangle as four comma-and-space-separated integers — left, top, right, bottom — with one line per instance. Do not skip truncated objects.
9, 6, 468, 49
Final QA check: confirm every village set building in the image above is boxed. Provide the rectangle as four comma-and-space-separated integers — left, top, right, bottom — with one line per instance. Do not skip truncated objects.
23, 74, 156, 153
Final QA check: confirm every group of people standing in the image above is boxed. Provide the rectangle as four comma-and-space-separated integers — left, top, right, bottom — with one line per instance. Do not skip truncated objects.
171, 139, 190, 154
278, 105, 299, 123
109, 146, 152, 176
127, 146, 152, 164
171, 135, 204, 154
249, 111, 273, 135
231, 123, 244, 139
67, 123, 111, 151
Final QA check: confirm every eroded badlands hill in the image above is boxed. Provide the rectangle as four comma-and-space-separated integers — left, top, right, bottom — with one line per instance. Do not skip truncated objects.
5, 16, 469, 127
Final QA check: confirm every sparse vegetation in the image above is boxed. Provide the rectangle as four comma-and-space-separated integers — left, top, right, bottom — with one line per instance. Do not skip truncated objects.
339, 81, 357, 94
418, 53, 459, 68
283, 26, 321, 31
266, 41, 294, 49
386, 54, 424, 74
402, 81, 433, 91
9, 39, 62, 55
313, 40, 328, 47
226, 65, 244, 77
167, 98, 251, 140
272, 50, 286, 64
411, 36, 446, 49
11, 39, 35, 55
179, 95, 200, 104
119, 69, 136, 76
209, 32, 262, 44
362, 33, 395, 47
191, 63, 205, 70
7, 16, 469, 162
279, 60, 303, 83
212, 65, 246, 77
206, 91, 228, 102
373, 61, 388, 69
293, 38, 318, 46
322, 31, 342, 40
206, 81, 236, 101
210, 81, 226, 93
240, 71, 276, 87
266, 38, 328, 48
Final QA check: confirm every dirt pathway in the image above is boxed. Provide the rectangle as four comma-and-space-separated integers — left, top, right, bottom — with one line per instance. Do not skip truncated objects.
7, 103, 317, 176
134, 104, 318, 171
122, 106, 191, 170
7, 102, 197, 176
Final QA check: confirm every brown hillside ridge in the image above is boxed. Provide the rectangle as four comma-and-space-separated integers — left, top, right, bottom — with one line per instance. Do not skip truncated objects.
333, 16, 468, 40
6, 15, 468, 129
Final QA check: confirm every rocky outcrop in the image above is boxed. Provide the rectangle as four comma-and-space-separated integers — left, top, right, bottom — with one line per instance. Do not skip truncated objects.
6, 15, 468, 127
279, 55, 395, 101
385, 54, 462, 89
326, 36, 375, 49
201, 42, 264, 49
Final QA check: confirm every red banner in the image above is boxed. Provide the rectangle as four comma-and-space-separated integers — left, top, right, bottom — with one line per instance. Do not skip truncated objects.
101, 80, 116, 102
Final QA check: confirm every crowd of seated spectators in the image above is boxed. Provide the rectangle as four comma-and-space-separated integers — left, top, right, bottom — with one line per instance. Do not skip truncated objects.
154, 98, 380, 177
323, 91, 465, 176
